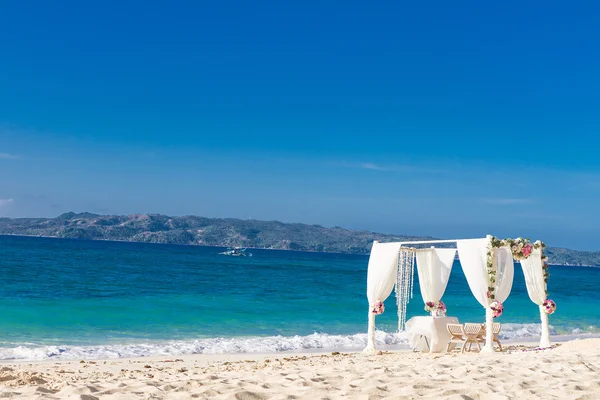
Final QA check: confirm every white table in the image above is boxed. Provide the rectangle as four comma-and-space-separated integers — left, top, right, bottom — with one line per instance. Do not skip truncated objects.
405, 316, 459, 353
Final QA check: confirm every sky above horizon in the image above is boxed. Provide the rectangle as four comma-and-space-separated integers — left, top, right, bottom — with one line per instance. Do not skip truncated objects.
1, 1, 600, 250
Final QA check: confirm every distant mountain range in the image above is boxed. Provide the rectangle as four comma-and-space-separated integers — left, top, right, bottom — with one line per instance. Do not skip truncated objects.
0, 212, 598, 266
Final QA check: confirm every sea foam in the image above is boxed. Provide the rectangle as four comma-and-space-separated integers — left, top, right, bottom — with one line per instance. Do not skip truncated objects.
0, 323, 566, 361
0, 331, 406, 361
499, 323, 556, 340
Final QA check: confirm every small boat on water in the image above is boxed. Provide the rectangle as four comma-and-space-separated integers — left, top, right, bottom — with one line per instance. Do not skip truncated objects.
219, 247, 252, 257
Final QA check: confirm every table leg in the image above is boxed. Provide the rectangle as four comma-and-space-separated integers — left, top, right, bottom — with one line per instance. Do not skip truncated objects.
413, 335, 431, 352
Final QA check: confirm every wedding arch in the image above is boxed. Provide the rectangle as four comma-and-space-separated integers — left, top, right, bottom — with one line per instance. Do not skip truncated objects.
364, 235, 555, 354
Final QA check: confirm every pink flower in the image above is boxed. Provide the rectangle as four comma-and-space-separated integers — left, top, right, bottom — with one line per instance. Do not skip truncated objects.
543, 299, 556, 314
522, 245, 532, 257
490, 301, 503, 318
486, 291, 491, 298
372, 301, 385, 315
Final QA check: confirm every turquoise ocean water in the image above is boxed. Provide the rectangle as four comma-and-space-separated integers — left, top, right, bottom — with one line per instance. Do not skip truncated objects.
0, 235, 598, 360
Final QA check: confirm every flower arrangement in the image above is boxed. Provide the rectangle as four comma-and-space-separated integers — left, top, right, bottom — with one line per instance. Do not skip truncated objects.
507, 238, 533, 260
542, 299, 556, 315
371, 300, 385, 315
424, 300, 446, 313
490, 237, 545, 260
490, 300, 503, 318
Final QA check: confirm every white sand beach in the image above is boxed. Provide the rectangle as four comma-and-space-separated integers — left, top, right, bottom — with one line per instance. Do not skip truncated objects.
0, 338, 598, 399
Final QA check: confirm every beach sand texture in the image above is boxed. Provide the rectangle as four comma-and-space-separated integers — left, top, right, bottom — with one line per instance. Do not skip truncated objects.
0, 339, 598, 399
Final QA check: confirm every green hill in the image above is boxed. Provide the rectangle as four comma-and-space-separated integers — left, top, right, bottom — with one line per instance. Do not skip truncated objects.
0, 212, 598, 266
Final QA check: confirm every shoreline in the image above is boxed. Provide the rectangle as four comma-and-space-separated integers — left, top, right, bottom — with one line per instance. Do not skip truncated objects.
0, 338, 598, 399
1, 332, 598, 365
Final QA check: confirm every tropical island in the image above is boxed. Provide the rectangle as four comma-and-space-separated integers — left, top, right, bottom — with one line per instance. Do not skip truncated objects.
0, 212, 598, 266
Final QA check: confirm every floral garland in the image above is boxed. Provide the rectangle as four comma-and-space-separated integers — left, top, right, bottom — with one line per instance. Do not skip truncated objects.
371, 300, 385, 315
486, 238, 501, 301
424, 300, 446, 313
535, 240, 550, 298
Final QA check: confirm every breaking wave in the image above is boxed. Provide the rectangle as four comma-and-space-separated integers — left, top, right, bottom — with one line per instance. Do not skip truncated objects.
0, 323, 587, 361
0, 331, 407, 361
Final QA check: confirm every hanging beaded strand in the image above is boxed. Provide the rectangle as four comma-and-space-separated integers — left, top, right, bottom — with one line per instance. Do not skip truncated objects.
410, 251, 415, 300
404, 249, 409, 329
395, 250, 402, 329
395, 249, 404, 331
395, 247, 415, 331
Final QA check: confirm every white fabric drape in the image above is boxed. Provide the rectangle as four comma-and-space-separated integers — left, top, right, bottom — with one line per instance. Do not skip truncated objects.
457, 237, 515, 352
366, 242, 401, 305
520, 248, 546, 304
495, 246, 514, 303
364, 241, 401, 353
456, 238, 490, 308
520, 248, 551, 347
415, 248, 456, 304
456, 239, 514, 306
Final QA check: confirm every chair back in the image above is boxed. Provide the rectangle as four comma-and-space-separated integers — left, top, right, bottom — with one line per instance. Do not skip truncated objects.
447, 323, 465, 337
464, 323, 484, 337
492, 322, 501, 334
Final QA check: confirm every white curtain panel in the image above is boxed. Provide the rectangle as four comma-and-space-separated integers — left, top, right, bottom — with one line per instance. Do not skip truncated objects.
364, 241, 402, 354
456, 238, 490, 307
519, 247, 551, 347
415, 248, 456, 303
520, 248, 546, 304
495, 246, 515, 303
366, 242, 402, 305
457, 239, 515, 307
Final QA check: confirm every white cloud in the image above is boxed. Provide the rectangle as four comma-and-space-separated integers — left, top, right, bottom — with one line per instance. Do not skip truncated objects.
482, 198, 533, 205
335, 161, 389, 171
0, 198, 14, 208
338, 161, 448, 174
359, 162, 389, 171
0, 153, 19, 159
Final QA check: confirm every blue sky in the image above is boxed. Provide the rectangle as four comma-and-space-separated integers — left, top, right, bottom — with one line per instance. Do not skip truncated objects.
1, 1, 599, 250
